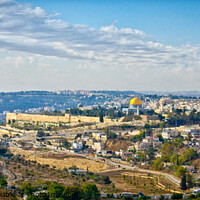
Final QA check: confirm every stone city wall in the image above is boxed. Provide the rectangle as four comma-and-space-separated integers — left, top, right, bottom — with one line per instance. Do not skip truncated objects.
70, 115, 100, 123
6, 113, 125, 124
6, 113, 70, 123
6, 113, 101, 123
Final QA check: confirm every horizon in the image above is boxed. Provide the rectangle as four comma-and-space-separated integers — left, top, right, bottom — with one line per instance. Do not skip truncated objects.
1, 89, 200, 94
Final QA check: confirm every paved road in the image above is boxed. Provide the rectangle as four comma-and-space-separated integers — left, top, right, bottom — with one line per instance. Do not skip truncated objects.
104, 159, 181, 186
8, 140, 181, 187
38, 146, 181, 186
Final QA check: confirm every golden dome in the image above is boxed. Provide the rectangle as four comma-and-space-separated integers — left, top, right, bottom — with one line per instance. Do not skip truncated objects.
130, 97, 142, 106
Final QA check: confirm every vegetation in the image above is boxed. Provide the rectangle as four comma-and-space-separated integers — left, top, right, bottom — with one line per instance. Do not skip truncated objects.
180, 172, 187, 190
42, 110, 64, 116
131, 131, 146, 142
0, 173, 7, 189
158, 140, 197, 165
108, 132, 117, 139
0, 146, 7, 156
167, 109, 200, 127
25, 182, 100, 200
37, 130, 45, 138
171, 193, 183, 199
60, 139, 71, 149
66, 107, 125, 118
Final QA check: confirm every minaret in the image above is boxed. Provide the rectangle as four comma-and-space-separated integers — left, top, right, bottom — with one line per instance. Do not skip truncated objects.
137, 106, 140, 115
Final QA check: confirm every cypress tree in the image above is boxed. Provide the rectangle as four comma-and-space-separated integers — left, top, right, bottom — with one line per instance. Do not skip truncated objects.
180, 173, 187, 190
186, 173, 193, 189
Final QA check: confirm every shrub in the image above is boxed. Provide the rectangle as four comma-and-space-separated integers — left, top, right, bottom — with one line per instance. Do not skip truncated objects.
171, 193, 183, 199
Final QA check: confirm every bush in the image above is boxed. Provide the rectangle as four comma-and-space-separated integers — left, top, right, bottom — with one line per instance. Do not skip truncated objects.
0, 179, 7, 188
47, 181, 65, 200
0, 147, 7, 155
159, 195, 164, 200
187, 193, 195, 199
196, 191, 200, 198
37, 131, 45, 137
171, 193, 183, 199
81, 183, 100, 200
94, 175, 111, 185
108, 132, 117, 139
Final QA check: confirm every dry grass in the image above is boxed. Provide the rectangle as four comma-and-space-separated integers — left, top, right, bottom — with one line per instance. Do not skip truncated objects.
9, 148, 110, 172
99, 170, 182, 195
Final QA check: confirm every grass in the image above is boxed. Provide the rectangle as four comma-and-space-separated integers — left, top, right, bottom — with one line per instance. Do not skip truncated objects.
99, 170, 182, 195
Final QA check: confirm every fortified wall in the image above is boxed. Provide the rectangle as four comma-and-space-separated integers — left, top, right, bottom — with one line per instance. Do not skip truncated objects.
6, 113, 101, 124
6, 113, 125, 124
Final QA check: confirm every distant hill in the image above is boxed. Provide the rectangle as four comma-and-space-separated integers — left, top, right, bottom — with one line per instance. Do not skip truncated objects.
138, 90, 200, 97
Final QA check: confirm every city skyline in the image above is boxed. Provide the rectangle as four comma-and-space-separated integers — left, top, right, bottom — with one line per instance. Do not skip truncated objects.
1, 0, 200, 92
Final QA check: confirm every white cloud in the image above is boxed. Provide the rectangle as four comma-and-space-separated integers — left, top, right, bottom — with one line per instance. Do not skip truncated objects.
0, 0, 199, 71
0, 0, 200, 91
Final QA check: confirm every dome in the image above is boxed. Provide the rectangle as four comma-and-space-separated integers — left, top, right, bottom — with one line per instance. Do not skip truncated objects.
130, 97, 142, 106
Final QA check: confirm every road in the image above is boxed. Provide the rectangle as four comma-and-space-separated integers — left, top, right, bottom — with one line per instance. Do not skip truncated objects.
7, 135, 181, 187
84, 155, 181, 186
104, 159, 181, 186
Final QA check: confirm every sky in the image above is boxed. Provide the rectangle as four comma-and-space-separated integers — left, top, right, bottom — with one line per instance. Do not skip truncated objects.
1, 0, 200, 92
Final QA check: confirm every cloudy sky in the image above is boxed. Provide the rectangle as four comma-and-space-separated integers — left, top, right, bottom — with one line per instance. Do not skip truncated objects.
1, 0, 200, 92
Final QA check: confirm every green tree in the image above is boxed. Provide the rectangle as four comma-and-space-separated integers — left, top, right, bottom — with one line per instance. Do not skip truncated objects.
132, 131, 145, 142
175, 166, 187, 178
184, 148, 197, 162
138, 151, 147, 162
99, 113, 104, 123
0, 179, 7, 188
20, 182, 36, 195
0, 147, 7, 155
61, 139, 71, 149
81, 183, 100, 200
186, 173, 193, 189
161, 142, 175, 162
37, 130, 45, 137
174, 137, 184, 147
157, 134, 164, 142
171, 193, 183, 199
153, 158, 164, 170
102, 176, 111, 185
103, 127, 109, 134
159, 195, 164, 200
108, 132, 117, 139
62, 185, 82, 200
170, 154, 179, 165
187, 193, 195, 200
147, 147, 155, 160
27, 193, 49, 200
196, 192, 200, 198
180, 172, 187, 190
48, 181, 65, 200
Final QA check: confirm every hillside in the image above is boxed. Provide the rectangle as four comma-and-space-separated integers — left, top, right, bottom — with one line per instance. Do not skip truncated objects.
105, 139, 133, 151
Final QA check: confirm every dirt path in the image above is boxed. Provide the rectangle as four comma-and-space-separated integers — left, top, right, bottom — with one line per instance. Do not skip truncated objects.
0, 160, 16, 186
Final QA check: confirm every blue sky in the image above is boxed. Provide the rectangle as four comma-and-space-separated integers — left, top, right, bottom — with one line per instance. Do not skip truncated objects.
0, 0, 200, 92
16, 0, 200, 46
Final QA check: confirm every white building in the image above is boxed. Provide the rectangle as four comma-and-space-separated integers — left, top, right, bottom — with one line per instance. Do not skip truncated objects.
161, 128, 179, 139
72, 142, 83, 149
92, 141, 105, 152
